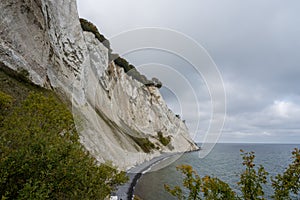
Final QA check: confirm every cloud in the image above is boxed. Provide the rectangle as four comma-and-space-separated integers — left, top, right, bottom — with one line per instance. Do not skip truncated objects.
220, 98, 300, 143
77, 0, 300, 143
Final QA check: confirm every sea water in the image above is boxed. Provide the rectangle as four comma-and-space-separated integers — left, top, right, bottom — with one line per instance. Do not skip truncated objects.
134, 143, 300, 200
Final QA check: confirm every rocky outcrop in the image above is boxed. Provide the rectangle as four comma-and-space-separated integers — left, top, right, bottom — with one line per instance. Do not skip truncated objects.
0, 0, 198, 169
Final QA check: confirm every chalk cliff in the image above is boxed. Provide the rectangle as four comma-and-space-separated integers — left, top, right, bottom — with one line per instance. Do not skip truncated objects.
0, 0, 198, 169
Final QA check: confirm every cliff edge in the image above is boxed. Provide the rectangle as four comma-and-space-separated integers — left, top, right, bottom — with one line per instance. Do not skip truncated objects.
0, 0, 198, 169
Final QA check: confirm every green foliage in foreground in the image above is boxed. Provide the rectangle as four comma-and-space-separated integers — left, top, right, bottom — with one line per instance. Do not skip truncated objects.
271, 148, 300, 199
165, 165, 236, 200
0, 92, 128, 199
165, 149, 300, 200
238, 150, 268, 199
0, 91, 13, 124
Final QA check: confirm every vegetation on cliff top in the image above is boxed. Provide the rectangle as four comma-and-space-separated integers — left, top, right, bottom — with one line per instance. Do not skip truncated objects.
79, 18, 162, 89
79, 18, 111, 50
0, 70, 128, 199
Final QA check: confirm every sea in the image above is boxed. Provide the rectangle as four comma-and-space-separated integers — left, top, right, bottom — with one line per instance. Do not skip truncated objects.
134, 143, 300, 200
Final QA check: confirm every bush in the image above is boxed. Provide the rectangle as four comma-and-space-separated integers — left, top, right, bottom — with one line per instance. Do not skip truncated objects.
0, 91, 13, 125
127, 69, 153, 86
0, 92, 128, 199
202, 176, 237, 199
238, 150, 268, 199
114, 57, 131, 72
272, 148, 300, 199
114, 57, 163, 88
157, 131, 171, 146
129, 135, 156, 153
0, 91, 13, 113
78, 18, 163, 89
164, 165, 236, 200
165, 149, 300, 200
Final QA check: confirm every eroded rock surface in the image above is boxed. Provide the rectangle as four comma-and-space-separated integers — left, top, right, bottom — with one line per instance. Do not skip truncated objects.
0, 0, 198, 169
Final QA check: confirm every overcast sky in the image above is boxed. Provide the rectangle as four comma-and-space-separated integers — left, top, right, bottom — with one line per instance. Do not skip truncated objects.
77, 0, 300, 143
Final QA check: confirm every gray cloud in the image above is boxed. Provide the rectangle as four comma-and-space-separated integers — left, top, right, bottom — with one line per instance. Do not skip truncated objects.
77, 0, 300, 143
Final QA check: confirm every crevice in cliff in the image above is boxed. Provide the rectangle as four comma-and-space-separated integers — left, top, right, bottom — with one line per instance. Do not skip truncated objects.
0, 61, 33, 86
90, 99, 146, 153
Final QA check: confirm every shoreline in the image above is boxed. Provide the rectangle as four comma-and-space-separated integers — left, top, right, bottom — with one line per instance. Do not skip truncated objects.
112, 147, 200, 200
128, 153, 180, 199
112, 152, 179, 200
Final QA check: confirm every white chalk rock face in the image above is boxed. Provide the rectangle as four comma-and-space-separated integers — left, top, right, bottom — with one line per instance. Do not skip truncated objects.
0, 0, 198, 169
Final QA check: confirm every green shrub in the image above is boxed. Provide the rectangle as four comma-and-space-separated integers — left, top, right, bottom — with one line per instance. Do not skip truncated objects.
114, 57, 163, 87
129, 135, 155, 153
238, 150, 268, 199
0, 91, 13, 112
0, 63, 31, 85
114, 57, 131, 72
165, 149, 300, 200
16, 68, 30, 83
202, 176, 237, 200
157, 131, 171, 146
272, 148, 300, 199
0, 92, 128, 199
165, 165, 236, 200
0, 66, 37, 103
0, 91, 13, 124
79, 18, 110, 50
165, 165, 202, 200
